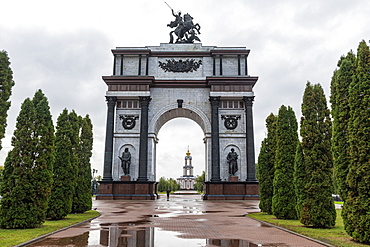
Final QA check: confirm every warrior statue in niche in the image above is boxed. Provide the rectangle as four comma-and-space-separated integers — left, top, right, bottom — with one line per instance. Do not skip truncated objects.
119, 148, 131, 175
227, 148, 238, 176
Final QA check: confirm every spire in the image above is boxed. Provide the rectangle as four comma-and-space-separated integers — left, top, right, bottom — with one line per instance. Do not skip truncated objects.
186, 146, 191, 156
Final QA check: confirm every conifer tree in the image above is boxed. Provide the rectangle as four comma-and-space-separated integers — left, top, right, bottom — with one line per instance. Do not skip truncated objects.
72, 115, 93, 213
47, 109, 74, 220
330, 52, 356, 201
0, 151, 14, 226
342, 40, 370, 243
0, 98, 48, 228
272, 105, 298, 219
299, 82, 336, 228
32, 90, 55, 219
0, 50, 15, 150
294, 142, 305, 219
68, 111, 81, 213
257, 113, 277, 214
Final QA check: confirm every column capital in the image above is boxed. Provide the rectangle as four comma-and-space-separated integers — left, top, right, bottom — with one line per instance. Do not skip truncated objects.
242, 96, 255, 107
209, 96, 221, 106
105, 96, 117, 106
139, 96, 152, 107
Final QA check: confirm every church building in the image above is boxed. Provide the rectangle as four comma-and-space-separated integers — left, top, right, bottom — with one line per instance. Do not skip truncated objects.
177, 149, 196, 190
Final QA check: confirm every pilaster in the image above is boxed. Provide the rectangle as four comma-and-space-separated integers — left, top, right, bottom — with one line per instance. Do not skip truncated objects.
243, 96, 257, 182
209, 96, 221, 182
102, 96, 117, 181
138, 96, 152, 181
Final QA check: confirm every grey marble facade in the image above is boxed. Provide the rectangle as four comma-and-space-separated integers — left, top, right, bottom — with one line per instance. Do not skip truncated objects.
103, 43, 258, 182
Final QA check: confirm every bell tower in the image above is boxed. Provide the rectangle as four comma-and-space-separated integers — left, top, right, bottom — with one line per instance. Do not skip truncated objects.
177, 148, 196, 190
183, 149, 194, 177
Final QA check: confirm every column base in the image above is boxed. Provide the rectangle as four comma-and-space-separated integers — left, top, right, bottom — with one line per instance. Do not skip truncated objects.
120, 175, 131, 181
202, 181, 259, 200
97, 181, 158, 200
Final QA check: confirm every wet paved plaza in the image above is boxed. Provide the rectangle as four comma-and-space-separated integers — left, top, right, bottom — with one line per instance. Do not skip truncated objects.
26, 194, 327, 247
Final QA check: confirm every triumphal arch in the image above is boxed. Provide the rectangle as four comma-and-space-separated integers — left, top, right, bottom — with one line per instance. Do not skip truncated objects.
97, 10, 259, 200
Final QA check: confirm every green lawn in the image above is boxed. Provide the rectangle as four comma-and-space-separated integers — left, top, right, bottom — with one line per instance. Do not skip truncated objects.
248, 210, 368, 247
0, 210, 100, 247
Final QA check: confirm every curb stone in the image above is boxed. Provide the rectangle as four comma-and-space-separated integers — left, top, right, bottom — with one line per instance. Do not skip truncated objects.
14, 212, 101, 247
247, 215, 335, 247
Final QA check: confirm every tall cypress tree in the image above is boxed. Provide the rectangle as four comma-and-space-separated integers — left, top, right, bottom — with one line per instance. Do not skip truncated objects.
272, 105, 298, 219
69, 111, 82, 213
0, 50, 15, 150
294, 142, 305, 220
47, 109, 74, 220
0, 151, 14, 226
343, 40, 370, 243
72, 115, 93, 213
257, 113, 277, 214
299, 82, 336, 228
330, 52, 356, 201
32, 90, 55, 220
0, 98, 48, 228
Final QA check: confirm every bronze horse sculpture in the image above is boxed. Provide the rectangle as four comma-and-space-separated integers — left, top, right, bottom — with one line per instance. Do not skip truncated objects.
168, 12, 201, 43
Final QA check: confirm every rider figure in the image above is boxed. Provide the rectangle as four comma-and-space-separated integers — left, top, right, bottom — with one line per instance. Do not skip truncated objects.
167, 9, 183, 28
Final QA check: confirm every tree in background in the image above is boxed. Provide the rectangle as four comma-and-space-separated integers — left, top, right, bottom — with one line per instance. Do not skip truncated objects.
47, 109, 74, 220
330, 52, 356, 201
0, 50, 15, 151
158, 177, 167, 192
342, 40, 370, 243
299, 82, 335, 228
72, 115, 93, 213
257, 113, 277, 214
272, 105, 298, 220
0, 98, 49, 228
158, 177, 180, 192
194, 171, 205, 192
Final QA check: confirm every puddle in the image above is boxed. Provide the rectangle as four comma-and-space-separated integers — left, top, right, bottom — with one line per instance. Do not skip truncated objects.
26, 224, 270, 247
27, 227, 207, 247
154, 205, 204, 216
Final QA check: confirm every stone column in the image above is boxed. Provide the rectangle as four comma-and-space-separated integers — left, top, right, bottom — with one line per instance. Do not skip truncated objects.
209, 96, 221, 182
138, 96, 151, 181
102, 96, 117, 181
243, 96, 257, 182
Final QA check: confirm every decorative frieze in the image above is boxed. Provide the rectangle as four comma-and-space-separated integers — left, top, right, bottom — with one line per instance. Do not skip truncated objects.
158, 59, 202, 73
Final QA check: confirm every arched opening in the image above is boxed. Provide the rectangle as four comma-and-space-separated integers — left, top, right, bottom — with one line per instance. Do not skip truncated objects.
156, 118, 205, 181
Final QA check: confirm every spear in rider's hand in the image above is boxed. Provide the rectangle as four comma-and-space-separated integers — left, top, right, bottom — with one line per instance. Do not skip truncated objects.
165, 2, 173, 11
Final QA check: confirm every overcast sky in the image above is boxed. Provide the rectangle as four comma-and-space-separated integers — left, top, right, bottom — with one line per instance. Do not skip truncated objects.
1, 0, 369, 180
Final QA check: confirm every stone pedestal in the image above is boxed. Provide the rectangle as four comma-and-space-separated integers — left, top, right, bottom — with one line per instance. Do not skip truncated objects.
120, 175, 131, 181
229, 176, 238, 182
97, 181, 158, 200
202, 181, 259, 200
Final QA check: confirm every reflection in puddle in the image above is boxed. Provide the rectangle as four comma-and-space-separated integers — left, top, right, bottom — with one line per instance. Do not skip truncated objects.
208, 239, 259, 247
27, 223, 268, 247
28, 226, 206, 247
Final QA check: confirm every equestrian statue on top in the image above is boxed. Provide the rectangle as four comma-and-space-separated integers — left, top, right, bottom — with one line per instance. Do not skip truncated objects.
165, 2, 201, 44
